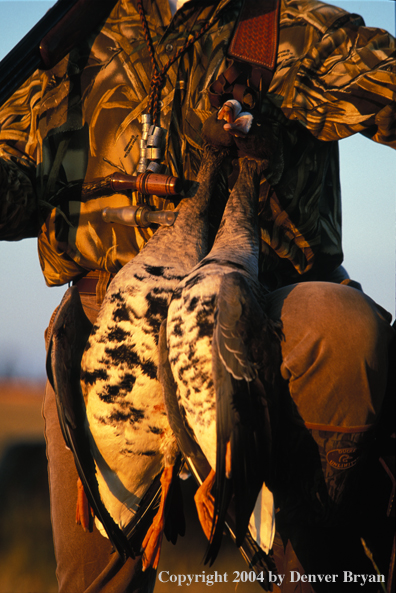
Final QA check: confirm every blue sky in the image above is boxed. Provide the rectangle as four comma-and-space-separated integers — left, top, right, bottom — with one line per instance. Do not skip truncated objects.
0, 0, 395, 378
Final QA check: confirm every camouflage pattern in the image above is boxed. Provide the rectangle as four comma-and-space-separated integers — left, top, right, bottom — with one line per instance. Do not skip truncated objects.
0, 0, 395, 288
307, 425, 374, 506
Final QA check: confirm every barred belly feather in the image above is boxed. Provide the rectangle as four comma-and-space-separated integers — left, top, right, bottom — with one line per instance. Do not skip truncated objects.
81, 266, 182, 528
168, 271, 225, 468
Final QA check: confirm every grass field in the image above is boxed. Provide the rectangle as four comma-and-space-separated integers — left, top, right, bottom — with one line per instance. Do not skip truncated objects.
0, 379, 57, 593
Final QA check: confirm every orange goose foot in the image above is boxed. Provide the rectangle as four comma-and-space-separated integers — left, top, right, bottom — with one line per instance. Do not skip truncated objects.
142, 465, 174, 571
75, 477, 93, 532
194, 468, 216, 541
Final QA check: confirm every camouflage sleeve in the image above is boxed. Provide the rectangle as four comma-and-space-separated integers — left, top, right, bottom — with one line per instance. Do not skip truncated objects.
270, 1, 396, 147
0, 71, 43, 240
0, 157, 38, 240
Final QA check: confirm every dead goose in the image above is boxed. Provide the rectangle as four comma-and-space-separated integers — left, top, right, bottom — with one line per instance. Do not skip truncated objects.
79, 125, 232, 569
165, 106, 284, 565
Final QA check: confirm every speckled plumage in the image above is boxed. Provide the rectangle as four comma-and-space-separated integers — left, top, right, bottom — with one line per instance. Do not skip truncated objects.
80, 143, 228, 537
167, 157, 281, 562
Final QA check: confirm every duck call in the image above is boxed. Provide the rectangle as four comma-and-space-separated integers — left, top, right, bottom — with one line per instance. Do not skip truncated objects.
82, 171, 182, 198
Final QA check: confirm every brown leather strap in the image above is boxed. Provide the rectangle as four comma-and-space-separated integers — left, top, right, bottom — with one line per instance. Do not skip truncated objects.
73, 270, 100, 295
73, 270, 114, 305
228, 0, 279, 70
208, 0, 280, 109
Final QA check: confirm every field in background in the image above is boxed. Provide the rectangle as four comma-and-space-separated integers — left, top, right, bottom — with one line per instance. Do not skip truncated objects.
0, 379, 263, 593
0, 379, 57, 593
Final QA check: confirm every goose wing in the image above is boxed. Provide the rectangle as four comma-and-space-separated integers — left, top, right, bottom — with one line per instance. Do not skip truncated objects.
46, 287, 92, 448
208, 272, 275, 561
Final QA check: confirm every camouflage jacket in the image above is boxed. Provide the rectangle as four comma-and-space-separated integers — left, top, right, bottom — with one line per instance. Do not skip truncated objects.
0, 0, 395, 288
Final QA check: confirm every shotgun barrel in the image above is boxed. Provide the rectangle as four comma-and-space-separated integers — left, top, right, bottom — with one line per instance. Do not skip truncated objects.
0, 0, 117, 108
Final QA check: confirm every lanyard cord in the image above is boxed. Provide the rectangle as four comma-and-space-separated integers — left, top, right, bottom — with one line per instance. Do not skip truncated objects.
136, 1, 214, 124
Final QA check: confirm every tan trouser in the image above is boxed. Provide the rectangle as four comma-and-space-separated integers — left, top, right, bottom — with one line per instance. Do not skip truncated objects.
265, 281, 393, 428
264, 281, 394, 592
